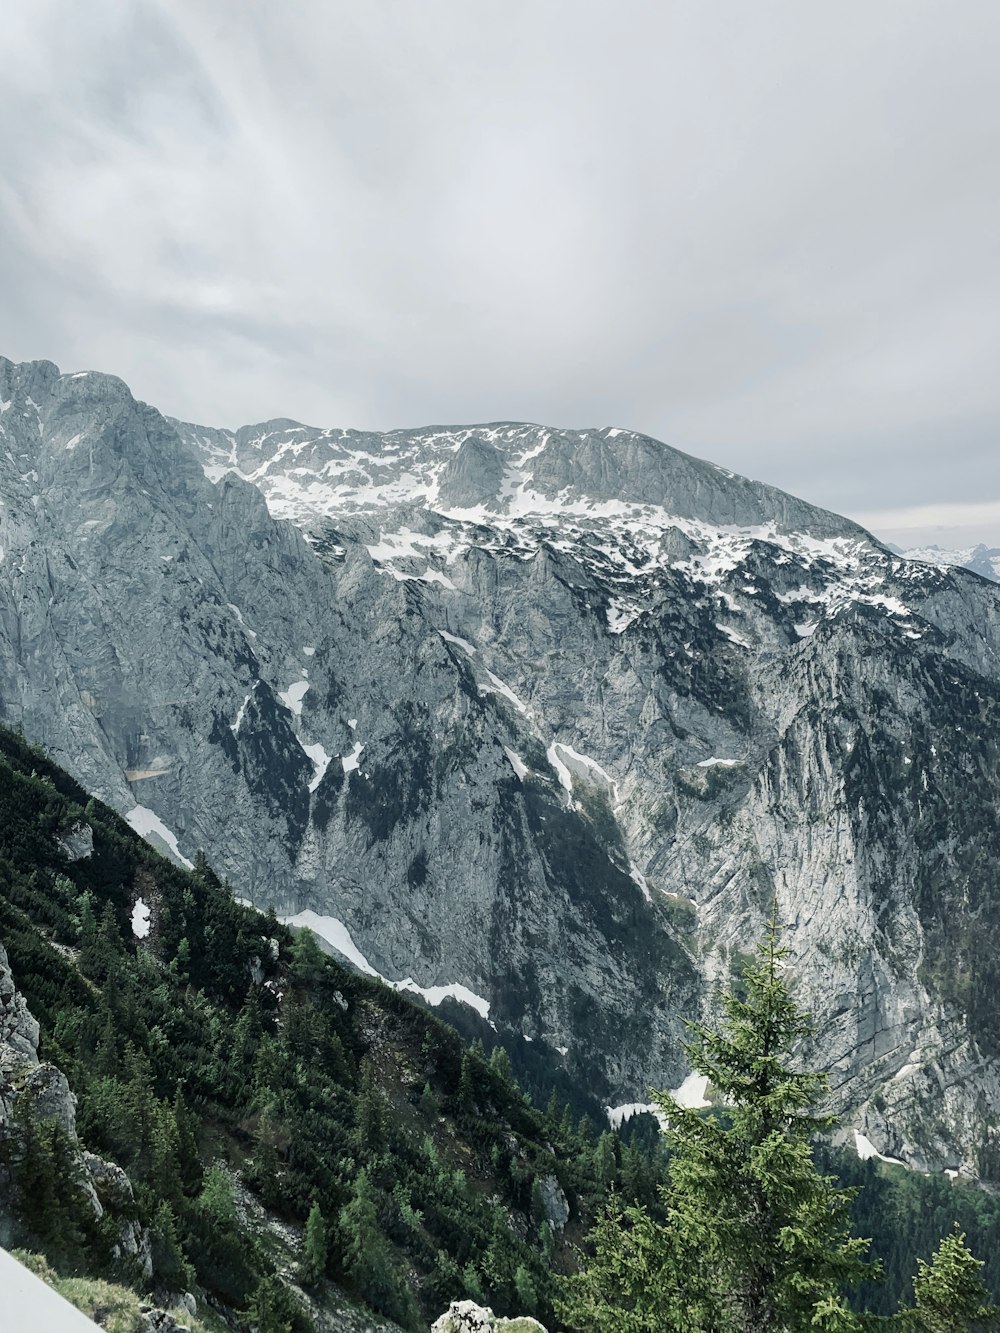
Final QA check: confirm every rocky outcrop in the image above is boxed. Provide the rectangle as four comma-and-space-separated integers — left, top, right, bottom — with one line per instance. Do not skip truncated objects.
4, 355, 1000, 1178
0, 938, 152, 1274
535, 1175, 569, 1231
431, 1301, 547, 1333
0, 942, 41, 1071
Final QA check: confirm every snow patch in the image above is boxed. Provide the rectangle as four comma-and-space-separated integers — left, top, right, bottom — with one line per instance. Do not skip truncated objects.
124, 805, 194, 869
342, 740, 365, 773
854, 1130, 906, 1166
696, 756, 740, 768
480, 668, 531, 715
394, 979, 491, 1019
547, 742, 617, 801
606, 1102, 668, 1130
231, 687, 254, 735
606, 598, 642, 634
671, 1072, 711, 1109
546, 743, 574, 800
439, 629, 477, 655
279, 679, 310, 715
281, 910, 380, 976
280, 910, 490, 1017
504, 746, 529, 781
716, 623, 751, 649
131, 897, 151, 939
629, 863, 652, 902
300, 740, 332, 792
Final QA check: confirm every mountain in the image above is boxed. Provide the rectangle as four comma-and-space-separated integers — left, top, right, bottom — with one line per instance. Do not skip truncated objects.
893, 543, 1000, 583
3, 355, 1000, 1181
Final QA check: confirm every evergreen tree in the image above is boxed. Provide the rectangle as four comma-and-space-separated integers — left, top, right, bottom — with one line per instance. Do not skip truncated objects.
302, 1201, 328, 1286
341, 1168, 392, 1300
559, 910, 874, 1332
457, 1051, 476, 1112
906, 1226, 1000, 1332
515, 1262, 538, 1314
251, 1274, 311, 1333
354, 1057, 386, 1155
490, 1044, 513, 1082
172, 1085, 203, 1194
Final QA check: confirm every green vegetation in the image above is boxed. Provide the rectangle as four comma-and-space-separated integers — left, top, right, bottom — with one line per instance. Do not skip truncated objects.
5, 722, 1000, 1331
12, 1250, 226, 1333
0, 725, 651, 1330
559, 913, 1000, 1332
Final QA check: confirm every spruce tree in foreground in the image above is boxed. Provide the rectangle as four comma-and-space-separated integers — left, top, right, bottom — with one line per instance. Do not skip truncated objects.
903, 1226, 1000, 1332
558, 909, 874, 1332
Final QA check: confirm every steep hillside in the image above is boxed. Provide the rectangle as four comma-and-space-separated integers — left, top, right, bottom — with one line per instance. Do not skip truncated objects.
0, 725, 624, 1331
3, 355, 1000, 1177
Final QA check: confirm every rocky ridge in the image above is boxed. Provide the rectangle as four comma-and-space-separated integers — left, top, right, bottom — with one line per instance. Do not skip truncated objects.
3, 356, 1000, 1178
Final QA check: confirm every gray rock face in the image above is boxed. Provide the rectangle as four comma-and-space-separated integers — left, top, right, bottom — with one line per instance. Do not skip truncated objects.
536, 1175, 569, 1231
0, 942, 41, 1067
57, 821, 94, 861
4, 355, 1000, 1180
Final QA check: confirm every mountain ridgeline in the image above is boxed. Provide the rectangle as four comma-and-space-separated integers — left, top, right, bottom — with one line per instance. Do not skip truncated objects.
2, 355, 1000, 1180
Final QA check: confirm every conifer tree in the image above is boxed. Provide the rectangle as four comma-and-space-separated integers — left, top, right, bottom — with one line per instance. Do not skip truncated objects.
301, 1200, 328, 1286
906, 1226, 1000, 1332
490, 1044, 513, 1082
559, 908, 874, 1332
515, 1263, 539, 1315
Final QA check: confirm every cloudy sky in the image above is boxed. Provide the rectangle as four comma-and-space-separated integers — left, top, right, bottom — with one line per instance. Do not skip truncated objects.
2, 1, 998, 546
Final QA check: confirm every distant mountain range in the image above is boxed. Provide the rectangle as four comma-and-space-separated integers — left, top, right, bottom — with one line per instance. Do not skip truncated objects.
3, 353, 1000, 1181
892, 542, 1000, 582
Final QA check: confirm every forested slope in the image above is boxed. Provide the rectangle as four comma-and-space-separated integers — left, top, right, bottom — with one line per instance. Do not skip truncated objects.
3, 722, 1000, 1330
0, 724, 640, 1330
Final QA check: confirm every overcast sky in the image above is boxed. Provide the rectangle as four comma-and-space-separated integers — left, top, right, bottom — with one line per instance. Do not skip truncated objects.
2, 1, 998, 546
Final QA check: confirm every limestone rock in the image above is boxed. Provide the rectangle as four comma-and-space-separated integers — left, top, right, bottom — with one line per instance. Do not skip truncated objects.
56, 821, 94, 861
431, 1300, 547, 1333
4, 354, 1000, 1176
0, 942, 40, 1068
535, 1175, 569, 1231
139, 1307, 191, 1333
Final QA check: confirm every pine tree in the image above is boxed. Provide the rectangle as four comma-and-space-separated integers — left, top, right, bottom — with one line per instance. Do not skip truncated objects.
906, 1226, 1000, 1332
340, 1167, 413, 1321
301, 1200, 328, 1286
489, 1044, 513, 1082
515, 1263, 538, 1315
559, 909, 875, 1332
354, 1057, 386, 1155
172, 1085, 203, 1194
457, 1050, 476, 1112
251, 1274, 311, 1333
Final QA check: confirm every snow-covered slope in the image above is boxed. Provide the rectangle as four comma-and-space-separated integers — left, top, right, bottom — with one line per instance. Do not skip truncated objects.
5, 355, 1000, 1180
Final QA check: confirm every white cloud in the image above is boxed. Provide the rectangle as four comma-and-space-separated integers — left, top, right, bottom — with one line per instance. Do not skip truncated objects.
851, 499, 1000, 550
0, 0, 997, 520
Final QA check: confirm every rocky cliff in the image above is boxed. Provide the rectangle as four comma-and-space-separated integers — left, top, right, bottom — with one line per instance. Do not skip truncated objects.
3, 355, 1000, 1178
